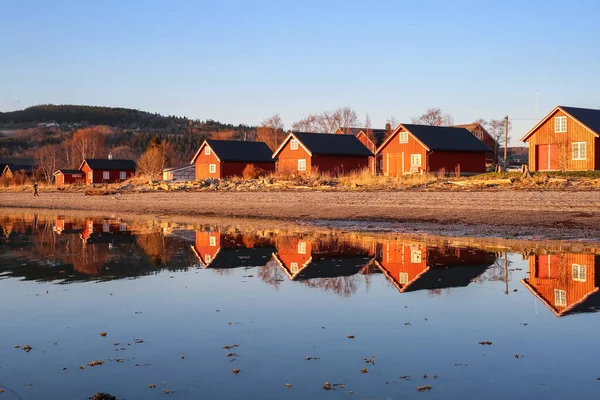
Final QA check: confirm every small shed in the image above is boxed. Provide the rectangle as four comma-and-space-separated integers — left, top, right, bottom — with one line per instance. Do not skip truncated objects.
80, 158, 136, 184
163, 165, 195, 181
2, 164, 35, 179
272, 132, 373, 175
376, 124, 491, 176
190, 140, 276, 180
54, 169, 84, 186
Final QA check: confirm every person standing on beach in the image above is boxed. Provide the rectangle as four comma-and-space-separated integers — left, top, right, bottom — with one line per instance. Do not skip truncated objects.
33, 182, 39, 197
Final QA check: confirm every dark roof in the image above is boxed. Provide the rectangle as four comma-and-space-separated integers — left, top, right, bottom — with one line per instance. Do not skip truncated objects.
206, 140, 275, 162
292, 132, 374, 156
560, 106, 600, 134
401, 124, 492, 152
4, 164, 35, 172
207, 247, 276, 269
402, 265, 489, 293
55, 169, 82, 174
295, 256, 372, 280
83, 159, 136, 170
341, 127, 388, 147
561, 291, 600, 317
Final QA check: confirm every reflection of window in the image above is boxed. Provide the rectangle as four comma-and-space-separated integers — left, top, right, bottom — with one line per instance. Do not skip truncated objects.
399, 131, 408, 143
120, 171, 126, 180
298, 159, 306, 171
291, 262, 299, 273
103, 171, 110, 180
120, 223, 127, 232
209, 164, 216, 174
209, 236, 217, 247
572, 264, 587, 282
205, 146, 211, 155
554, 289, 567, 307
555, 116, 567, 133
410, 154, 421, 166
411, 249, 422, 263
205, 254, 212, 263
290, 139, 298, 150
573, 142, 586, 160
103, 223, 110, 232
297, 241, 307, 254
399, 272, 409, 284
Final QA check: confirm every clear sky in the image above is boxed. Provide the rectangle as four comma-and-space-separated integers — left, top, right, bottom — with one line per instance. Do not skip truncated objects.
2, 0, 599, 144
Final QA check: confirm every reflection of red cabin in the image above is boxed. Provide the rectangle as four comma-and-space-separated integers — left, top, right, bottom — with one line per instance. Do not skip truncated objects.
81, 220, 127, 241
272, 132, 373, 176
521, 253, 600, 317
191, 231, 225, 267
377, 124, 490, 176
190, 140, 276, 180
53, 169, 84, 186
191, 230, 275, 269
372, 241, 429, 292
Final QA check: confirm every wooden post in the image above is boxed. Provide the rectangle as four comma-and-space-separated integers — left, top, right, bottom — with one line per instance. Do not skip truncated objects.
503, 115, 509, 167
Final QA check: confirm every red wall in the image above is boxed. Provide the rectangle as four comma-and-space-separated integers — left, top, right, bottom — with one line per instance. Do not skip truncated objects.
222, 161, 275, 178
356, 132, 380, 175
195, 145, 221, 179
81, 164, 135, 184
55, 173, 84, 186
276, 139, 312, 174
312, 155, 369, 175
195, 143, 275, 179
378, 127, 428, 176
428, 151, 486, 174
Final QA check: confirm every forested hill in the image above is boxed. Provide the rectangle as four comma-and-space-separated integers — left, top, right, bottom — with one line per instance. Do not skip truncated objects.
0, 104, 253, 132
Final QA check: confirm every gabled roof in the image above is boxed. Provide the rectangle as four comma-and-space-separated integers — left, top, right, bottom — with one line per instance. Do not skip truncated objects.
80, 159, 136, 170
3, 164, 35, 173
294, 255, 373, 280
520, 279, 600, 318
193, 247, 275, 269
190, 140, 275, 164
340, 127, 389, 147
273, 132, 374, 158
53, 169, 82, 175
401, 265, 489, 293
521, 105, 600, 142
377, 124, 492, 154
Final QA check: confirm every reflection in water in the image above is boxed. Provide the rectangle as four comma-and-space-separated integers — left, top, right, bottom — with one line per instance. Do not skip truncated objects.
2, 213, 600, 317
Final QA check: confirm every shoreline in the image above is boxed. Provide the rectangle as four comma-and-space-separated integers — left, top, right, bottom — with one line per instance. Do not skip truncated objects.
1, 190, 600, 241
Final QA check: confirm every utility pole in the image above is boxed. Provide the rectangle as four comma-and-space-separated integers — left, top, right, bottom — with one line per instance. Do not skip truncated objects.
503, 115, 509, 167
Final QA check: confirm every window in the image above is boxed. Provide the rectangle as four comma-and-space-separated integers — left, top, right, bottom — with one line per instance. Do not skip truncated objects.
572, 264, 587, 282
103, 171, 110, 180
411, 249, 422, 263
120, 171, 126, 180
209, 236, 217, 247
205, 254, 212, 263
88, 171, 93, 182
204, 146, 211, 155
555, 116, 567, 133
554, 289, 567, 307
410, 154, 422, 166
399, 272, 409, 285
298, 159, 307, 171
73, 174, 82, 178
297, 241, 307, 254
290, 262, 299, 273
399, 131, 408, 143
572, 142, 586, 160
103, 223, 110, 232
290, 139, 299, 150
209, 164, 216, 174
120, 223, 127, 232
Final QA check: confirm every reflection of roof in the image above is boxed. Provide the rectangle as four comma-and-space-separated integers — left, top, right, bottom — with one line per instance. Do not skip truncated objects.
521, 279, 600, 318
291, 132, 374, 157
192, 246, 275, 269
401, 265, 489, 292
294, 256, 372, 280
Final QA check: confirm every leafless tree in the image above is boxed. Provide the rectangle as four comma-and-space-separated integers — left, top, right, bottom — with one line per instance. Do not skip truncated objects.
479, 119, 512, 165
411, 108, 454, 126
72, 126, 110, 162
386, 116, 399, 131
36, 144, 61, 184
257, 113, 286, 150
291, 106, 359, 133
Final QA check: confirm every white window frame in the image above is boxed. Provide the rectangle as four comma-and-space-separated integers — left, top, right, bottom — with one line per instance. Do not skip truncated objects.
204, 146, 211, 155
399, 272, 409, 285
209, 236, 217, 247
410, 154, 422, 167
290, 262, 299, 273
572, 142, 586, 160
410, 249, 422, 263
399, 131, 408, 144
572, 264, 587, 282
209, 164, 216, 174
88, 171, 93, 182
103, 171, 110, 180
298, 159, 306, 171
555, 116, 567, 133
554, 289, 567, 307
297, 241, 307, 254
119, 171, 126, 180
290, 139, 299, 150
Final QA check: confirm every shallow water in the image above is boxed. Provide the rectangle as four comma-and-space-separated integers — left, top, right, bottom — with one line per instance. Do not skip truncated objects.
0, 212, 599, 399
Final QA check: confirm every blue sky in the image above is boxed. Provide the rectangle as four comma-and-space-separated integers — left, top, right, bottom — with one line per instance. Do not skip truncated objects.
2, 0, 599, 143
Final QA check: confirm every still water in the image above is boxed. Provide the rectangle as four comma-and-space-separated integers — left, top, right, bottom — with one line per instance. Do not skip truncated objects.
0, 212, 599, 399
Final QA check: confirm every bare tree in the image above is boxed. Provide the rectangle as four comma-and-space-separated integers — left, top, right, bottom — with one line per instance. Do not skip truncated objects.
291, 114, 322, 132
36, 144, 61, 184
72, 126, 110, 162
386, 116, 399, 131
412, 108, 454, 126
291, 107, 359, 133
257, 113, 286, 150
479, 119, 512, 165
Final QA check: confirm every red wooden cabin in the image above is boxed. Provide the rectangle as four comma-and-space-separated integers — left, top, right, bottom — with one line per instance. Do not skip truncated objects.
80, 158, 136, 184
191, 140, 275, 180
53, 169, 84, 186
336, 127, 389, 174
376, 124, 490, 176
273, 132, 373, 175
452, 123, 497, 164
521, 106, 600, 171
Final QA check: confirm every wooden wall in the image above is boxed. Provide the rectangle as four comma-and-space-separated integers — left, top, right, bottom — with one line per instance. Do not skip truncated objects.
276, 139, 312, 174
379, 127, 428, 176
